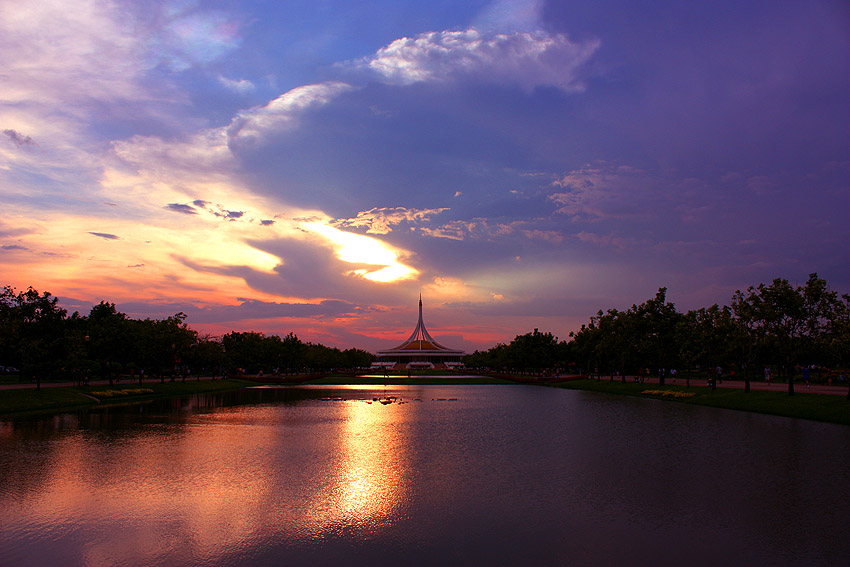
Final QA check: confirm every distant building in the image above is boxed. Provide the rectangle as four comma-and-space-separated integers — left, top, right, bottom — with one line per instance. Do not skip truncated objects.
373, 296, 465, 370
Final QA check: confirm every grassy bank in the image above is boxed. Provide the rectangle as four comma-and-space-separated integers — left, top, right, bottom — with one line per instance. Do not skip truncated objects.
0, 379, 257, 418
550, 379, 850, 426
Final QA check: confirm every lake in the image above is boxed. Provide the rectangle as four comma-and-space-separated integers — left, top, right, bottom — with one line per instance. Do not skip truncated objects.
1, 384, 848, 566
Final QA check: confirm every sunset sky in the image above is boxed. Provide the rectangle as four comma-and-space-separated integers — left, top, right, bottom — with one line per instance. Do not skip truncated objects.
2, 0, 848, 352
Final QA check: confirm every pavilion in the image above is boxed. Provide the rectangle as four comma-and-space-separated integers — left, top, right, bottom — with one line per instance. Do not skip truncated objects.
373, 296, 466, 370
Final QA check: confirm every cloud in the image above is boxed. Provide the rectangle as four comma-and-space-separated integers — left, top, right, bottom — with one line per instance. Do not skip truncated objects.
522, 229, 563, 244
3, 129, 36, 148
150, 9, 243, 71
341, 28, 599, 93
217, 75, 255, 94
418, 218, 519, 241
0, 221, 34, 238
549, 164, 662, 221
88, 232, 120, 240
226, 82, 356, 146
333, 207, 449, 234
117, 297, 358, 324
573, 231, 636, 251
0, 0, 145, 107
165, 203, 199, 215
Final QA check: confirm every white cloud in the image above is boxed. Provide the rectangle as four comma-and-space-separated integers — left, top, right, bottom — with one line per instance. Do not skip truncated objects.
226, 82, 356, 146
218, 75, 255, 94
342, 28, 599, 93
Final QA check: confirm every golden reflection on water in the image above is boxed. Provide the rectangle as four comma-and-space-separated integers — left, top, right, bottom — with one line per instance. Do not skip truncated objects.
1, 390, 413, 565
323, 398, 409, 531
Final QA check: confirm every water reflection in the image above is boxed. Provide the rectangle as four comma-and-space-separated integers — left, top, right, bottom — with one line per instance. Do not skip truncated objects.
325, 398, 410, 534
2, 385, 850, 567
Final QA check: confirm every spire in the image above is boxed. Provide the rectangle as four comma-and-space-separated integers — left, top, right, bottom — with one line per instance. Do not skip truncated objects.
375, 294, 466, 356
397, 294, 445, 350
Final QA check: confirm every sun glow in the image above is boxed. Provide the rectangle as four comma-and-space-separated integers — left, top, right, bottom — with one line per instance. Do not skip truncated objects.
303, 222, 418, 283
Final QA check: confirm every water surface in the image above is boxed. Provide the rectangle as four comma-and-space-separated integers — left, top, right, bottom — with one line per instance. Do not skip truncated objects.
1, 385, 848, 566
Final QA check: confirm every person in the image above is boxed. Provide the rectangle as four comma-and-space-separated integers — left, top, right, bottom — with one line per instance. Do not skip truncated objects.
670, 368, 677, 383
803, 366, 810, 388
764, 366, 771, 386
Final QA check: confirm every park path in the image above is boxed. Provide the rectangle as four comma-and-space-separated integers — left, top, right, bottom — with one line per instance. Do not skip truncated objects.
0, 376, 217, 391
3, 375, 848, 396
599, 375, 848, 396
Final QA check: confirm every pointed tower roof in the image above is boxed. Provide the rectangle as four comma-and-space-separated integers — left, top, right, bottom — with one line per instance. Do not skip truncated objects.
376, 296, 465, 356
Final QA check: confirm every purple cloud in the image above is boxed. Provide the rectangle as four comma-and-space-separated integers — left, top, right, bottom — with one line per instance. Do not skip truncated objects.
3, 129, 35, 148
165, 203, 198, 214
88, 232, 120, 240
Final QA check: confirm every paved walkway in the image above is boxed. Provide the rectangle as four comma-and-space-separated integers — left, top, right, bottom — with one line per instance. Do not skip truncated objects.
0, 376, 217, 391
4, 375, 849, 396
595, 375, 849, 396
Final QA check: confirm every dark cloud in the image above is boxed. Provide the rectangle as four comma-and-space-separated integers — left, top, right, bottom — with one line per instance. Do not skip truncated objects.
165, 203, 198, 214
88, 232, 120, 240
193, 199, 209, 207
1, 244, 28, 251
0, 221, 35, 239
117, 297, 358, 324
234, 83, 555, 216
2, 129, 35, 148
128, 263, 145, 268
260, 219, 275, 226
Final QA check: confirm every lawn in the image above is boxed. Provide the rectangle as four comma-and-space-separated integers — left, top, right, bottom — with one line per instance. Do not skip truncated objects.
0, 379, 257, 417
551, 379, 850, 426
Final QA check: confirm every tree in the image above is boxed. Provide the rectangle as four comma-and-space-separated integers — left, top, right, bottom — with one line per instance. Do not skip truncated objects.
86, 301, 131, 386
0, 287, 69, 388
631, 288, 682, 385
187, 336, 226, 379
506, 329, 560, 374
732, 274, 842, 395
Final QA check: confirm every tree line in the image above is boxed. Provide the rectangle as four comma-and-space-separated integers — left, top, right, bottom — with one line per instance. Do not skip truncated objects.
464, 274, 850, 395
0, 286, 374, 387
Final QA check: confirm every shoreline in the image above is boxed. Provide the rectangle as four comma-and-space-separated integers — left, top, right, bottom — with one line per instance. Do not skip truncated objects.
0, 379, 258, 418
548, 378, 850, 426
2, 374, 848, 426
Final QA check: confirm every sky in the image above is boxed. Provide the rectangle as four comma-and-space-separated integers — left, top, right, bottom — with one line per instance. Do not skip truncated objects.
1, 0, 848, 353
